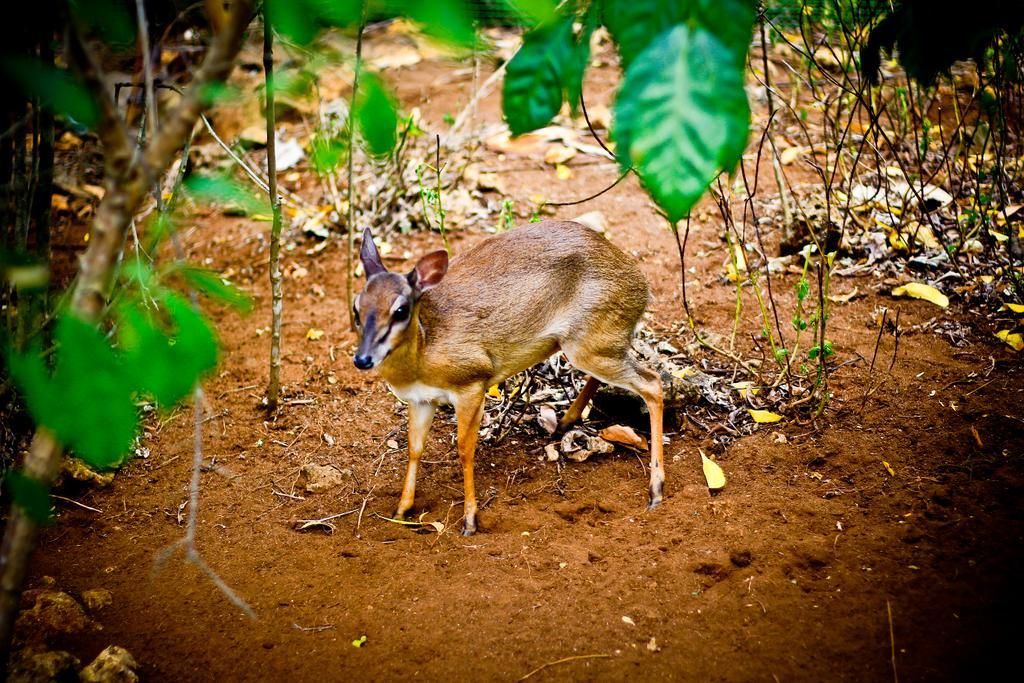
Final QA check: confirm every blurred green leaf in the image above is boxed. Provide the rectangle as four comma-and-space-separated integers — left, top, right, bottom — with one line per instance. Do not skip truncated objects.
8, 315, 138, 468
356, 73, 398, 157
310, 133, 349, 174
179, 267, 254, 312
70, 0, 136, 48
613, 24, 750, 221
199, 81, 243, 107
3, 471, 53, 525
602, 0, 756, 70
1, 56, 99, 128
185, 174, 271, 216
403, 0, 476, 46
266, 0, 362, 45
503, 0, 558, 27
119, 293, 219, 407
502, 15, 580, 136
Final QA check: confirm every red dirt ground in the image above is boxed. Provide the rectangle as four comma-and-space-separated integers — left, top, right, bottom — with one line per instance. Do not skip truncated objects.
12, 40, 1024, 682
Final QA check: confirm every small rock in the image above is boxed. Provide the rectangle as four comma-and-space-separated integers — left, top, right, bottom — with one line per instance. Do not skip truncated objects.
80, 646, 138, 683
16, 591, 89, 641
730, 550, 753, 568
80, 589, 113, 612
8, 648, 80, 683
299, 464, 348, 494
772, 432, 788, 444
573, 210, 607, 234
646, 637, 661, 653
543, 443, 560, 462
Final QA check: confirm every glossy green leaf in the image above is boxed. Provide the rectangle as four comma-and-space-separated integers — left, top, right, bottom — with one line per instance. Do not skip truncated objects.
602, 0, 756, 70
9, 315, 138, 468
1, 57, 99, 128
4, 471, 53, 524
613, 24, 750, 221
356, 74, 398, 157
180, 267, 254, 313
502, 15, 587, 136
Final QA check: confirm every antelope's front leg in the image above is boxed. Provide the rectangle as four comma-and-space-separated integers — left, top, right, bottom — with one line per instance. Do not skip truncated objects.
397, 401, 436, 519
455, 388, 485, 536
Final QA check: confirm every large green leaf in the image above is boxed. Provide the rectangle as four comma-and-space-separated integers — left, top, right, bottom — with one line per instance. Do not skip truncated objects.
602, 0, 756, 70
502, 15, 589, 136
403, 0, 476, 46
119, 294, 219, 407
356, 73, 398, 157
614, 24, 750, 222
8, 315, 138, 468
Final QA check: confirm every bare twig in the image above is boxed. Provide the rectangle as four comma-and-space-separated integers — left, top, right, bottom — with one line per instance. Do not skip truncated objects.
518, 654, 611, 681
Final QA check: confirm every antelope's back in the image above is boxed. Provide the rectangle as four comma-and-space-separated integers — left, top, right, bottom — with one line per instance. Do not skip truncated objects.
420, 221, 649, 355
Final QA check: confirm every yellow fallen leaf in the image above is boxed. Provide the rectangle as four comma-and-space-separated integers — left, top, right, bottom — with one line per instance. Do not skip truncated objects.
990, 230, 1009, 243
891, 282, 949, 308
995, 329, 1023, 351
1002, 303, 1024, 314
731, 381, 759, 398
671, 367, 696, 379
487, 385, 501, 398
306, 328, 325, 341
829, 286, 860, 304
978, 275, 994, 284
700, 450, 726, 491
749, 409, 783, 423
555, 163, 573, 180
882, 461, 895, 476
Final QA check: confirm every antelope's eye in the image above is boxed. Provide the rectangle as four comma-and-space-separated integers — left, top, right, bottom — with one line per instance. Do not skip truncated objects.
352, 307, 361, 327
392, 304, 410, 322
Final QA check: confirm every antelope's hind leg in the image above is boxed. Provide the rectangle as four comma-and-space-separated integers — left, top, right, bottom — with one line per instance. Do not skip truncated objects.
563, 348, 665, 508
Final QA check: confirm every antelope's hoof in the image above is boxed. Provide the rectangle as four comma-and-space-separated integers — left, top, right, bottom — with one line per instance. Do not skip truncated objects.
395, 508, 411, 521
461, 516, 477, 536
647, 496, 662, 512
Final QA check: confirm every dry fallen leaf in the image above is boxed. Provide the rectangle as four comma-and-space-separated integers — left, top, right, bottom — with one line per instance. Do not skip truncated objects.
555, 163, 573, 180
700, 451, 726, 491
622, 616, 636, 626
1002, 303, 1024, 314
828, 286, 861, 304
544, 443, 560, 462
573, 210, 607, 234
306, 328, 325, 341
749, 409, 783, 423
537, 406, 558, 435
779, 145, 804, 165
487, 384, 502, 398
598, 425, 648, 450
891, 282, 949, 308
995, 329, 1023, 351
882, 461, 896, 476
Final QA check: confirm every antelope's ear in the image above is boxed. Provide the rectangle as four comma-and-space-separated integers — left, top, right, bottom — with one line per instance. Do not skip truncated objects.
408, 249, 448, 295
360, 228, 387, 277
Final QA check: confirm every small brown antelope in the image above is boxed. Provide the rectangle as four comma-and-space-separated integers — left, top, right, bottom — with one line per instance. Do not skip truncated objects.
353, 221, 664, 535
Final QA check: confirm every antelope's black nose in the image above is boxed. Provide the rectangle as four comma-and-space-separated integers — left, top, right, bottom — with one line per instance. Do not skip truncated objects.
353, 354, 373, 370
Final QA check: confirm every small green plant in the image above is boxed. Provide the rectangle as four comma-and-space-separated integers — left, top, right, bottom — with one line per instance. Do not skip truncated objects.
498, 198, 515, 232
